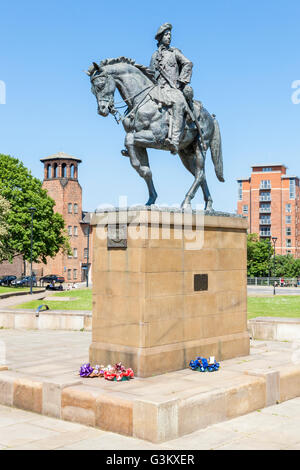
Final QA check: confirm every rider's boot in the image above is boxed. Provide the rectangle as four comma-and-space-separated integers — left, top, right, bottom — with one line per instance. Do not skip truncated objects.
166, 102, 185, 155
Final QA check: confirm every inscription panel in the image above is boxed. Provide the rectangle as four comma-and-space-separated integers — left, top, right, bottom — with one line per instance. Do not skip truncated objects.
194, 274, 208, 291
107, 224, 127, 249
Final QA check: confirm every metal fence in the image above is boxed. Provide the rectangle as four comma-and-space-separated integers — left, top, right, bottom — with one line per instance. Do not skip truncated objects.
248, 277, 300, 287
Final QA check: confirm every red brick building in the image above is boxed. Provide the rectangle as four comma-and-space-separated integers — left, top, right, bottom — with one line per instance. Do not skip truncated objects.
33, 152, 92, 284
237, 164, 300, 257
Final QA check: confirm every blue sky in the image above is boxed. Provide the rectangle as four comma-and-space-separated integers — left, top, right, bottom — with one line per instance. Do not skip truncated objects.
1, 0, 299, 212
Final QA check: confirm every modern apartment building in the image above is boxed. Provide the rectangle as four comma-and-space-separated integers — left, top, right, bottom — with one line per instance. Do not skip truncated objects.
237, 164, 300, 257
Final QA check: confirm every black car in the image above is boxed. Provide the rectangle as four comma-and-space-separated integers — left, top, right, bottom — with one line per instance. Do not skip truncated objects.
0, 275, 17, 286
11, 275, 37, 287
40, 274, 65, 284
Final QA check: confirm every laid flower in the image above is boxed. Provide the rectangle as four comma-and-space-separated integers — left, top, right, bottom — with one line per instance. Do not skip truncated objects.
189, 356, 220, 372
79, 363, 94, 377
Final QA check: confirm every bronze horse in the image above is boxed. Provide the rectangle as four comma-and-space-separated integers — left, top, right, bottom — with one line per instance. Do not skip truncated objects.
87, 57, 224, 209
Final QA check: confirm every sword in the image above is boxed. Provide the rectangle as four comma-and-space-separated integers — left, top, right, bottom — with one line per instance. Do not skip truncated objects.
157, 67, 207, 151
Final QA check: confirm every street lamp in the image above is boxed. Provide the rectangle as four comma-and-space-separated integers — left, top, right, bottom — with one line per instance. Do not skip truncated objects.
86, 224, 90, 288
271, 236, 277, 295
29, 207, 36, 295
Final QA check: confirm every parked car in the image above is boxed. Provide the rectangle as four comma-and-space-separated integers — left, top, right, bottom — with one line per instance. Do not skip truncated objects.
0, 275, 17, 286
40, 274, 65, 284
11, 275, 37, 287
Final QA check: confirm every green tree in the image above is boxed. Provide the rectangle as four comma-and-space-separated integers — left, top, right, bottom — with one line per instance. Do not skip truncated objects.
0, 154, 70, 263
247, 233, 273, 277
0, 194, 12, 261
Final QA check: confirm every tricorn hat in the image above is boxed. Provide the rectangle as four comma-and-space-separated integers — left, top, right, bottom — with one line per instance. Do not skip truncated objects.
155, 22, 172, 41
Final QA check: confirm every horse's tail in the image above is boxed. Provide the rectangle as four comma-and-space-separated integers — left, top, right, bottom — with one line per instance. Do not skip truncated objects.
210, 115, 224, 182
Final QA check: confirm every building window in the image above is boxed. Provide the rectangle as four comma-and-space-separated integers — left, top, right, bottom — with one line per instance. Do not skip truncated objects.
68, 226, 72, 236
73, 248, 78, 258
53, 163, 58, 178
61, 163, 67, 178
260, 180, 271, 189
260, 227, 271, 237
242, 205, 248, 214
262, 168, 272, 172
47, 164, 51, 179
290, 179, 295, 199
67, 269, 72, 280
286, 215, 292, 224
70, 164, 75, 178
238, 182, 242, 201
84, 248, 88, 259
286, 239, 292, 247
74, 226, 78, 236
286, 250, 292, 254
83, 226, 89, 237
73, 269, 77, 280
286, 227, 292, 236
260, 192, 271, 201
68, 203, 72, 214
286, 203, 291, 213
260, 215, 271, 225
74, 203, 78, 214
260, 203, 271, 213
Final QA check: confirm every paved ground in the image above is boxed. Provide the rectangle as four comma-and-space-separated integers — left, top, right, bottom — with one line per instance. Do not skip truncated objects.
0, 329, 299, 449
0, 292, 47, 309
248, 285, 300, 296
0, 399, 300, 450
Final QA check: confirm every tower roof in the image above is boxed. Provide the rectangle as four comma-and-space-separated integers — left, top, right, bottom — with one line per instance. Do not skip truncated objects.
40, 152, 82, 163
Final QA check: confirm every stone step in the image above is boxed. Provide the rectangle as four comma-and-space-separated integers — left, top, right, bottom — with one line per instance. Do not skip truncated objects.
0, 357, 299, 443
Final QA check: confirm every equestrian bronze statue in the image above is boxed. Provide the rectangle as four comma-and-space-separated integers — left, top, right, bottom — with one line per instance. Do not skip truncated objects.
86, 23, 224, 210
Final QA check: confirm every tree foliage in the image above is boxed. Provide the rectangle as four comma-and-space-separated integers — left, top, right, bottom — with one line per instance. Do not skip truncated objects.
0, 194, 11, 261
0, 154, 71, 263
247, 233, 300, 278
247, 233, 272, 277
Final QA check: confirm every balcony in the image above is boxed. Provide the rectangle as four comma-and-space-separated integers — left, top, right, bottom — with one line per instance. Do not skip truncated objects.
260, 231, 271, 237
260, 219, 271, 225
259, 195, 271, 202
259, 207, 271, 213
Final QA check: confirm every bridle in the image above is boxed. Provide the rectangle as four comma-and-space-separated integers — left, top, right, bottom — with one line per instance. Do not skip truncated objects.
91, 73, 155, 124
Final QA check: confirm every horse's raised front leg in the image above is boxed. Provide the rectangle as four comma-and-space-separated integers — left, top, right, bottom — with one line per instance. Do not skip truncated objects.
125, 132, 157, 205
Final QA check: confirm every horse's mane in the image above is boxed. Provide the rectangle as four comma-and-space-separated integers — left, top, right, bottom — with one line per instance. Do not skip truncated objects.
98, 57, 156, 83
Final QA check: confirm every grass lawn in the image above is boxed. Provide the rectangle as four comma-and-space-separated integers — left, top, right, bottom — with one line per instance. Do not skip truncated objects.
248, 296, 300, 319
14, 288, 92, 311
0, 286, 42, 295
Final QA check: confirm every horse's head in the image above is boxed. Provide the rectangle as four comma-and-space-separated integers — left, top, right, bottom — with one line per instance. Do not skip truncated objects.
87, 62, 116, 117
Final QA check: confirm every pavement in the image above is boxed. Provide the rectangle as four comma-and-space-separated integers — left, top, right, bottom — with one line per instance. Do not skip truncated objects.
0, 329, 299, 449
247, 285, 300, 296
0, 291, 47, 308
0, 399, 300, 450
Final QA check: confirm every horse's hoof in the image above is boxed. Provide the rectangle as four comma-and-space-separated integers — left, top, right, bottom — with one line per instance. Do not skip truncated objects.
121, 149, 129, 157
205, 201, 213, 211
181, 201, 192, 210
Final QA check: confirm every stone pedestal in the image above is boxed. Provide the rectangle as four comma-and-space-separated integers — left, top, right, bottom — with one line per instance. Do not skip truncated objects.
89, 208, 249, 377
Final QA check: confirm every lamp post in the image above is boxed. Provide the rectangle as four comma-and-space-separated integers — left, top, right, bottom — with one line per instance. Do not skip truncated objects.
29, 207, 36, 295
272, 236, 277, 295
86, 224, 90, 288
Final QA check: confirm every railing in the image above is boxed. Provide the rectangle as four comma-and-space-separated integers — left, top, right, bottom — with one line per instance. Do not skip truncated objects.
259, 195, 272, 202
259, 207, 271, 213
259, 231, 271, 237
248, 277, 300, 287
259, 219, 271, 225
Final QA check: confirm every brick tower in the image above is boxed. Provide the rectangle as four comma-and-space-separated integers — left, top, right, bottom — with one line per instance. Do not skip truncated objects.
37, 152, 89, 283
